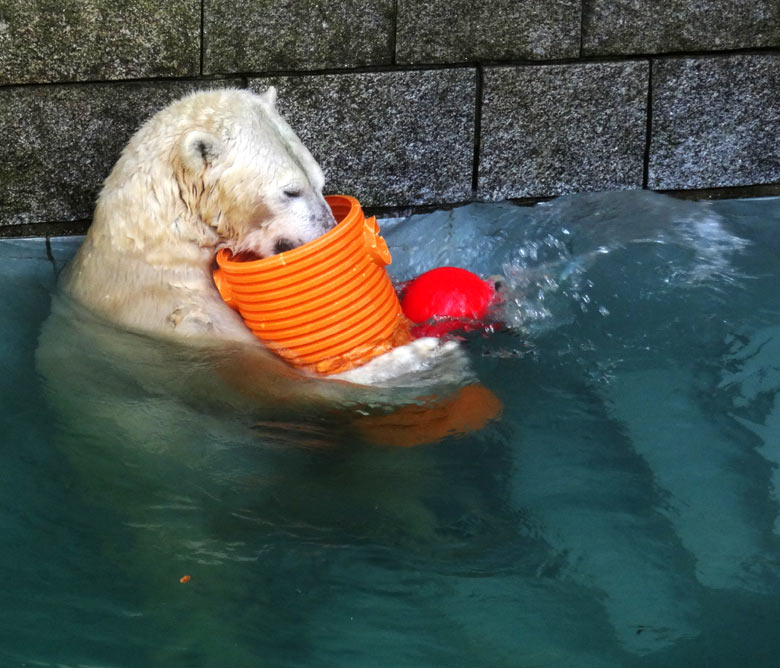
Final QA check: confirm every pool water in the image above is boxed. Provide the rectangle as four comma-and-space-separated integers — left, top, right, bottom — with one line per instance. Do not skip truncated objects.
2, 191, 780, 666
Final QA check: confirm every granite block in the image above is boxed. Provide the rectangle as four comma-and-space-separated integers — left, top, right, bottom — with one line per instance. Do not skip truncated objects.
0, 0, 200, 85
204, 0, 394, 74
249, 70, 476, 207
478, 62, 649, 200
0, 81, 239, 226
583, 0, 780, 56
396, 0, 581, 64
649, 54, 780, 191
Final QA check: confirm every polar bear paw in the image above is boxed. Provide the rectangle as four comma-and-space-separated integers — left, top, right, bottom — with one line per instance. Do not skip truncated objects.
333, 337, 473, 387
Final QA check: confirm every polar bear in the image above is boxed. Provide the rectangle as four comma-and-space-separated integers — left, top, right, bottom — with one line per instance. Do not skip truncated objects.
59, 87, 468, 392
63, 87, 335, 342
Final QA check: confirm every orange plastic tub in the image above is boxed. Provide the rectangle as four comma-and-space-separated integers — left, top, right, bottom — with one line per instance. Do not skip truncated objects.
214, 195, 412, 376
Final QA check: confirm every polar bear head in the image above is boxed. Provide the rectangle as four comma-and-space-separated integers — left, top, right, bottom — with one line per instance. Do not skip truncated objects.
173, 87, 335, 258
98, 87, 335, 260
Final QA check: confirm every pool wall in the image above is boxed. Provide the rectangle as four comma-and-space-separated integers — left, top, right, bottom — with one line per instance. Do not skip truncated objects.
1, 1, 778, 236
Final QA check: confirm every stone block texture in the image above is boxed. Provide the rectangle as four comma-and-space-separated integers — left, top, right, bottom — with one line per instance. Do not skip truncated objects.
0, 0, 200, 85
583, 0, 780, 55
250, 70, 476, 207
1, 0, 778, 232
204, 0, 394, 74
478, 62, 649, 200
648, 54, 780, 191
396, 0, 581, 64
0, 81, 238, 226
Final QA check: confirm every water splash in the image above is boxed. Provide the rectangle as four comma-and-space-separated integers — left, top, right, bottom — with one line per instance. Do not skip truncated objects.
384, 190, 750, 340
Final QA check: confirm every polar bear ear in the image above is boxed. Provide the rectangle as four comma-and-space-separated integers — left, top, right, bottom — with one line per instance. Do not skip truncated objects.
179, 130, 221, 173
260, 86, 277, 107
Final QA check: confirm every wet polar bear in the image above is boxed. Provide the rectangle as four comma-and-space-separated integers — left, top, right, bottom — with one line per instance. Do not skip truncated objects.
35, 88, 481, 662
60, 87, 467, 396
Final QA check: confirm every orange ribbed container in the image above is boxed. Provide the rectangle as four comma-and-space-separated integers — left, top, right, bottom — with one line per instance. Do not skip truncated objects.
214, 195, 412, 376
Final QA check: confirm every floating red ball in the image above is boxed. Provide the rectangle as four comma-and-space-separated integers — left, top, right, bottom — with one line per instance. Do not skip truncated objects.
400, 267, 496, 333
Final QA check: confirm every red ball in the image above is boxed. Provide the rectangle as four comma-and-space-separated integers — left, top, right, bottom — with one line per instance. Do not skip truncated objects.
401, 267, 496, 324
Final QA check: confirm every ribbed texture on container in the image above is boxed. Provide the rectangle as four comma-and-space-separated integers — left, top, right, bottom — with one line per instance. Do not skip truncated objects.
214, 195, 412, 375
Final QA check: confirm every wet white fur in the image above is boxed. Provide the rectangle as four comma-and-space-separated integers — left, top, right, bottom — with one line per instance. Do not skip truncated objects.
64, 88, 333, 340
62, 88, 469, 387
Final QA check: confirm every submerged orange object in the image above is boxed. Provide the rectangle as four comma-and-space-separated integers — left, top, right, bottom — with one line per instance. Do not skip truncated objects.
214, 195, 412, 376
354, 384, 503, 447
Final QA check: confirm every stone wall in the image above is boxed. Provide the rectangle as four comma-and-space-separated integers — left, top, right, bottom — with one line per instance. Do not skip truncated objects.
1, 0, 779, 234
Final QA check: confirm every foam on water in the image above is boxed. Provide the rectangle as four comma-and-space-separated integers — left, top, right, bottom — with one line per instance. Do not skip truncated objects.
385, 190, 750, 338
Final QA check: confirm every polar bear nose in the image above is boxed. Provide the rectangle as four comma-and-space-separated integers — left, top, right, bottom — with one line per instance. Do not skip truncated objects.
315, 207, 337, 234
273, 239, 298, 255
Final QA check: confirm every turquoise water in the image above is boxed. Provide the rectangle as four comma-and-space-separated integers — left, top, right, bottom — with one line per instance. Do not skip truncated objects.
2, 191, 780, 666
